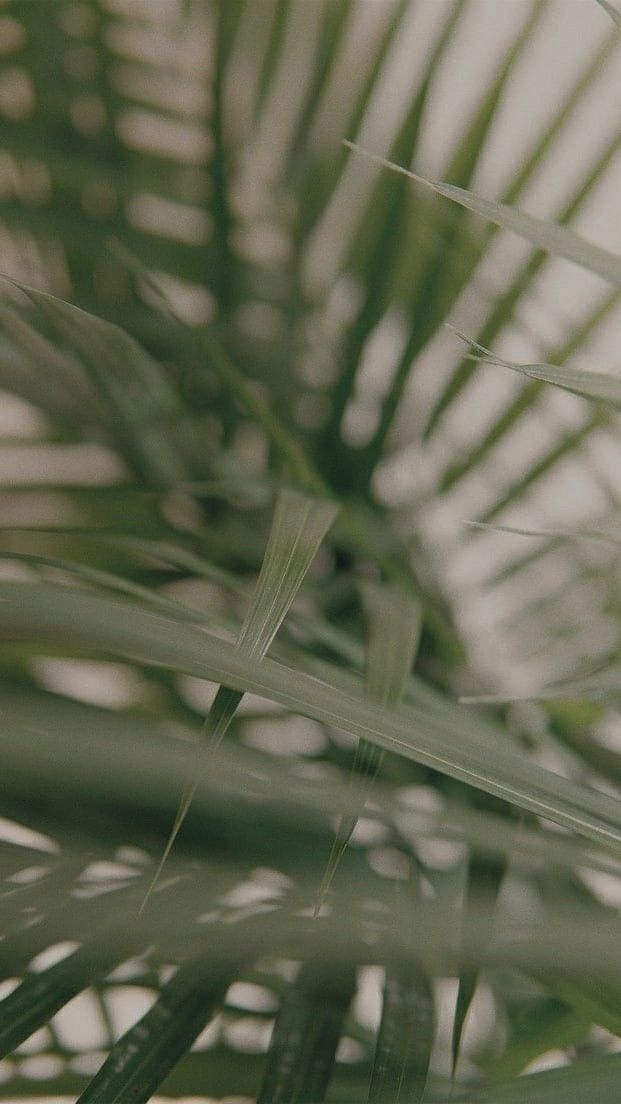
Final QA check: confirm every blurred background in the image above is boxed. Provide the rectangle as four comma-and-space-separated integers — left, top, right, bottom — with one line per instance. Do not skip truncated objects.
1, 0, 620, 694
1, 1, 621, 1101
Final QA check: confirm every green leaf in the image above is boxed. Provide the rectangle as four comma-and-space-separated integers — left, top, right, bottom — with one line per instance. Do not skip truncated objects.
345, 143, 621, 286
2, 581, 621, 853
0, 549, 210, 624
488, 1054, 621, 1104
236, 489, 339, 660
550, 976, 621, 1037
0, 684, 618, 892
478, 407, 608, 525
454, 330, 621, 406
255, 0, 291, 120
464, 518, 621, 547
0, 936, 139, 1059
438, 288, 620, 490
424, 116, 621, 438
318, 0, 466, 462
0, 276, 188, 486
212, 1, 245, 311
107, 245, 462, 659
143, 488, 339, 906
318, 582, 421, 905
257, 961, 356, 1103
362, 580, 423, 708
489, 997, 588, 1082
462, 664, 621, 708
368, 966, 434, 1104
361, 0, 548, 472
298, 0, 411, 238
77, 956, 234, 1104
286, 0, 355, 177
450, 852, 506, 1082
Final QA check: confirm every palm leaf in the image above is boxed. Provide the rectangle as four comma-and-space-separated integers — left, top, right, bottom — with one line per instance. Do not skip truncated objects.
345, 141, 621, 287
367, 963, 434, 1104
143, 486, 338, 905
77, 955, 235, 1104
454, 331, 621, 406
257, 961, 356, 1103
318, 581, 421, 906
1, 3, 621, 1099
3, 581, 621, 852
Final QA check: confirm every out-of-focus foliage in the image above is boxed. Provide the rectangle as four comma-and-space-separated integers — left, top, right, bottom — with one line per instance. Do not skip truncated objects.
1, 1, 621, 1101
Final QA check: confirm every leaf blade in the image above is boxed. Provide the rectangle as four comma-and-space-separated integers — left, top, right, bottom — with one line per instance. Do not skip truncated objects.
345, 143, 621, 287
454, 330, 621, 406
368, 966, 434, 1104
317, 582, 421, 905
257, 961, 356, 1104
77, 956, 234, 1104
144, 488, 339, 905
2, 581, 621, 852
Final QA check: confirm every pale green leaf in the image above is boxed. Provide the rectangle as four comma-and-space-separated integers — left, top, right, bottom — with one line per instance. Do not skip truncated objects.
2, 582, 619, 858
345, 143, 621, 286
462, 664, 621, 708
362, 581, 422, 707
317, 582, 421, 907
465, 518, 621, 546
237, 489, 339, 660
144, 488, 339, 906
453, 330, 621, 406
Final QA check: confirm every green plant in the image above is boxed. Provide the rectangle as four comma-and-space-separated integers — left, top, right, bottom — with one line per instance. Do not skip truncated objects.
1, 1, 621, 1101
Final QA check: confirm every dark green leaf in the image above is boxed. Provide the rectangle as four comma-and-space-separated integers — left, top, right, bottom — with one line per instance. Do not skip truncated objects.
257, 961, 356, 1103
77, 955, 235, 1104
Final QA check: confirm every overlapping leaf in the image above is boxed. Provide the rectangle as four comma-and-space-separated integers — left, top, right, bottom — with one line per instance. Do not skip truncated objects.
318, 581, 421, 905
143, 487, 338, 904
345, 142, 621, 286
2, 582, 621, 853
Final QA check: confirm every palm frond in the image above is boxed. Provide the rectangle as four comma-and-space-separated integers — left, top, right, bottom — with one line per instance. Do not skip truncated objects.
1, 2, 621, 1101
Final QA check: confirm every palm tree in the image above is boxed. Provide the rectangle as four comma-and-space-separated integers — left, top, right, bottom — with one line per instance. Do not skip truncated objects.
1, 1, 621, 1100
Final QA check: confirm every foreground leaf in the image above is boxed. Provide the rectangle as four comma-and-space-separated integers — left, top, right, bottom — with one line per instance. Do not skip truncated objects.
0, 934, 140, 1059
1, 685, 619, 894
2, 582, 621, 852
144, 488, 339, 906
368, 965, 434, 1104
345, 143, 621, 286
257, 961, 356, 1103
318, 581, 421, 903
78, 955, 235, 1104
453, 331, 621, 406
487, 1053, 621, 1103
451, 852, 506, 1082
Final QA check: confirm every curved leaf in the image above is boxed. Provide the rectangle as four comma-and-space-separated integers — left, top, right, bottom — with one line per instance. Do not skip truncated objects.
454, 330, 621, 406
345, 142, 621, 286
1, 582, 621, 852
